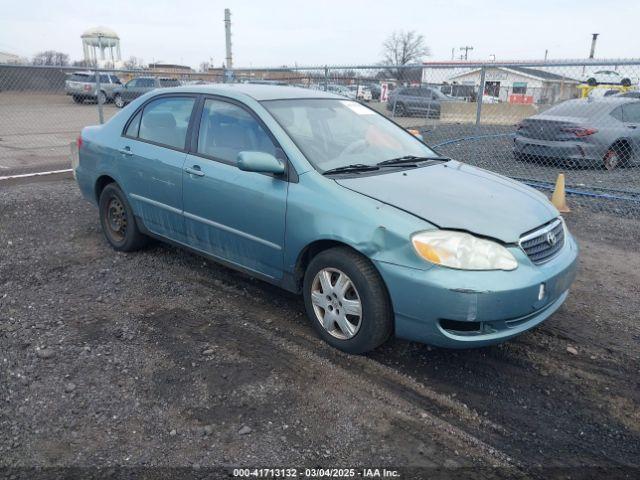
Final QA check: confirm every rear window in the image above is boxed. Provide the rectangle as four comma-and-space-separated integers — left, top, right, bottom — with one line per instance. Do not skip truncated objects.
544, 100, 615, 118
159, 79, 181, 87
69, 73, 91, 82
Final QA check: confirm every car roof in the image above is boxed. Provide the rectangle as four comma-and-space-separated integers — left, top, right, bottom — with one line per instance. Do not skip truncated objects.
161, 83, 343, 101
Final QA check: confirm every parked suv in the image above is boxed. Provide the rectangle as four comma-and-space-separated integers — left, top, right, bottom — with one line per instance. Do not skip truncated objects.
65, 71, 122, 104
387, 86, 452, 118
113, 77, 181, 108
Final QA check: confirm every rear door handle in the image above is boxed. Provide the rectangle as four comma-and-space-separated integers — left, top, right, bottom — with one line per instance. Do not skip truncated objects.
185, 165, 205, 177
119, 146, 133, 156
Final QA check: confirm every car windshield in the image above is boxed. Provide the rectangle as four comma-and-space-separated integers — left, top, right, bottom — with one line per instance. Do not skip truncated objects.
262, 99, 438, 172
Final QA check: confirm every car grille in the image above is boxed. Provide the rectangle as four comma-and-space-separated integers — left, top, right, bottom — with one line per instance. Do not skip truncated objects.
519, 218, 565, 265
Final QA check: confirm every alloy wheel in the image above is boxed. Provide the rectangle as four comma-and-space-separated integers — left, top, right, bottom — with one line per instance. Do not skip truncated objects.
310, 268, 362, 340
604, 150, 620, 171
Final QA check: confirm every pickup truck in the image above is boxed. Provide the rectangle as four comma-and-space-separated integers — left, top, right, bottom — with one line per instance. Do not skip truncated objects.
65, 71, 122, 104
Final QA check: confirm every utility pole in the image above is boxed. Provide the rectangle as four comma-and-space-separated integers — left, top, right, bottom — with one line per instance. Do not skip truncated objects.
589, 33, 599, 59
451, 48, 455, 60
459, 46, 473, 60
224, 8, 233, 69
544, 49, 549, 61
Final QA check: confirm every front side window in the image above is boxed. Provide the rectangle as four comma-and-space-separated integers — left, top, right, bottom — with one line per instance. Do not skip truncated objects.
263, 99, 438, 172
139, 78, 156, 88
138, 96, 195, 149
126, 79, 138, 88
197, 99, 277, 162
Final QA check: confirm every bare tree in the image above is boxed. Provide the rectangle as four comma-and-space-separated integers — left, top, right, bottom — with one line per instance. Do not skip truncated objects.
381, 30, 430, 81
32, 50, 70, 66
123, 56, 143, 70
199, 61, 211, 73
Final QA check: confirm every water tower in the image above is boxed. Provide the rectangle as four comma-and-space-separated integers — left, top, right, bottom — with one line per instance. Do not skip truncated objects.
81, 26, 121, 67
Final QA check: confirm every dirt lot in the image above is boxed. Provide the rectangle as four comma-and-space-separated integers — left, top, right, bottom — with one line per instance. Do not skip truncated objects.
1, 177, 639, 479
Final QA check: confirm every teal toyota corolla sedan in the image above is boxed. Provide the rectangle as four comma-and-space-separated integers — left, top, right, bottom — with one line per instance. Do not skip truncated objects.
73, 84, 578, 353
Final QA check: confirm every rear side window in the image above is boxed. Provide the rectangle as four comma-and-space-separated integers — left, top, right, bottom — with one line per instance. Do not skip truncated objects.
137, 97, 195, 150
139, 78, 156, 88
159, 79, 180, 87
197, 99, 277, 162
623, 103, 640, 123
125, 110, 142, 137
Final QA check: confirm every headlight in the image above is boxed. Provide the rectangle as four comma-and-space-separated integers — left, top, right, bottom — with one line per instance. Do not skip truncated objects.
411, 230, 518, 271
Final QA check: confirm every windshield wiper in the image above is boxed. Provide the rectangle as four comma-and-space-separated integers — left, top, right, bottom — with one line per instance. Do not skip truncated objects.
322, 163, 380, 175
377, 155, 448, 166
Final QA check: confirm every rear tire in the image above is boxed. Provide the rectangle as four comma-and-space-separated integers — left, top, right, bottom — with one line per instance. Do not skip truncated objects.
72, 95, 83, 104
96, 90, 106, 105
303, 247, 393, 354
621, 78, 632, 87
99, 183, 148, 252
603, 144, 630, 171
587, 77, 597, 86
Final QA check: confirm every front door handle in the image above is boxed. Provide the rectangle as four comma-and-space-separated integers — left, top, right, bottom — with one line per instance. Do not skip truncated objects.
119, 146, 133, 156
185, 165, 205, 177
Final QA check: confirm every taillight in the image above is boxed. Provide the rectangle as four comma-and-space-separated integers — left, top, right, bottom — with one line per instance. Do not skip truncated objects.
77, 136, 83, 149
560, 127, 598, 137
84, 84, 91, 91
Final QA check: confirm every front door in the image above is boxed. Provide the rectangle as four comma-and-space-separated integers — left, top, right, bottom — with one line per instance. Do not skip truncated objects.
621, 102, 640, 163
118, 95, 196, 241
182, 97, 288, 279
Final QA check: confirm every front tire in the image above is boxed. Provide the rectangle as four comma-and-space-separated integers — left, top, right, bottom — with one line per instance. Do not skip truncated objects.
303, 247, 393, 354
99, 183, 148, 252
587, 77, 597, 86
114, 94, 125, 108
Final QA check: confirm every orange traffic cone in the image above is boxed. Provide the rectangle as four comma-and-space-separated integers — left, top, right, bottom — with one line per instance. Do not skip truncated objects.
551, 173, 570, 213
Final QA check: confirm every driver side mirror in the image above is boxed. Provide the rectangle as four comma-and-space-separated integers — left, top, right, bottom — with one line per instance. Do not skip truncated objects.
237, 151, 285, 175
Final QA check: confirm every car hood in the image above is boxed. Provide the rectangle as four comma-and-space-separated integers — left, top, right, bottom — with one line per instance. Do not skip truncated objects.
335, 161, 558, 243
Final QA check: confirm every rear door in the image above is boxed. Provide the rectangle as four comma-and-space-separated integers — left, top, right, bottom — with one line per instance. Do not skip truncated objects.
182, 96, 288, 279
118, 95, 197, 241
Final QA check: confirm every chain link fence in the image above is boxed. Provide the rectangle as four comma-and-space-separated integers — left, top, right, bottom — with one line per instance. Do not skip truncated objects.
1, 60, 639, 214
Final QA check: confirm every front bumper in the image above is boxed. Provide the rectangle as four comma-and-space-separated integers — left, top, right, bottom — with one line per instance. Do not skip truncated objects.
375, 233, 579, 348
513, 136, 604, 166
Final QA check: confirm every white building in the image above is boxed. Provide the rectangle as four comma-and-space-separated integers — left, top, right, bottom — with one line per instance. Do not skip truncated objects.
446, 66, 578, 104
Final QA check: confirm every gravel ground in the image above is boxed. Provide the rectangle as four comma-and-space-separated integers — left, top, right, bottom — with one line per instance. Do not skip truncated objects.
1, 178, 639, 479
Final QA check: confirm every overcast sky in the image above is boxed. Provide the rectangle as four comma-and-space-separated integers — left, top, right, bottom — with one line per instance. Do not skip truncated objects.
1, 0, 638, 68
